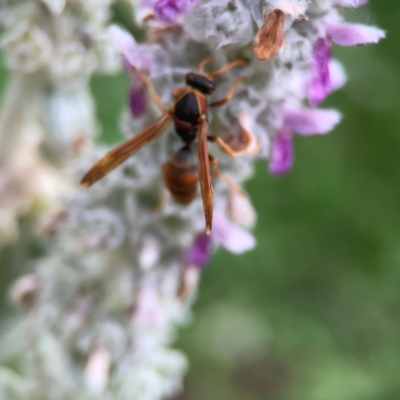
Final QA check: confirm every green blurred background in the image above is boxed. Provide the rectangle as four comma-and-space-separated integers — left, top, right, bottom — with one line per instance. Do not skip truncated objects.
1, 1, 400, 399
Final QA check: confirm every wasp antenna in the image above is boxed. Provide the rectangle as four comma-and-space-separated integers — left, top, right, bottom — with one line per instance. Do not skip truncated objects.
198, 57, 214, 74
207, 59, 247, 78
210, 76, 246, 107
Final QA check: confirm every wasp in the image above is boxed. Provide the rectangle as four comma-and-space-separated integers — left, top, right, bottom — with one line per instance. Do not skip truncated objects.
80, 57, 259, 234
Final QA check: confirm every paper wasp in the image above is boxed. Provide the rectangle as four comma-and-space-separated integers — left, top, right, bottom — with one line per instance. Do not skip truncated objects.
80, 58, 259, 234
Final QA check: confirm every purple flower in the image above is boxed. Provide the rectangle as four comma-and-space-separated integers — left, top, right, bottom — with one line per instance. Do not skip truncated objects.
185, 233, 212, 268
212, 214, 255, 254
109, 25, 154, 117
325, 22, 385, 46
308, 38, 332, 107
283, 107, 341, 135
109, 25, 143, 70
129, 75, 147, 117
141, 0, 158, 8
154, 0, 194, 24
308, 59, 347, 107
269, 107, 341, 176
307, 20, 384, 105
269, 129, 294, 176
185, 214, 255, 268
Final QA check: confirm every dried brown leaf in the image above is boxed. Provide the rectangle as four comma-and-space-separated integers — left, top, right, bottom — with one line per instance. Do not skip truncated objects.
253, 9, 285, 60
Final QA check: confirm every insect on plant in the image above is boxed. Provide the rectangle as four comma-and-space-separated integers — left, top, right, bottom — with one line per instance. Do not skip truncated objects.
80, 57, 259, 234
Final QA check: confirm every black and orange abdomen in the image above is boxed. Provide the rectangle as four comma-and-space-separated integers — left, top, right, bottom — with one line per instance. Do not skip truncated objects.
162, 146, 198, 204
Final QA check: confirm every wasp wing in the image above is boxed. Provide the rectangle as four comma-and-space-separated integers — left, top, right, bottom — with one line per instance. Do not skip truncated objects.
197, 119, 213, 234
81, 113, 172, 187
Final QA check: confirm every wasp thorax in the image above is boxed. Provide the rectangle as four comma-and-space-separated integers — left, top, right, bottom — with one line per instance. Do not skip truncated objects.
185, 73, 215, 94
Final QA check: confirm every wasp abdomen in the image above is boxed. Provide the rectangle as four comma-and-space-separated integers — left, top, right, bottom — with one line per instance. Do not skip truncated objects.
162, 147, 198, 204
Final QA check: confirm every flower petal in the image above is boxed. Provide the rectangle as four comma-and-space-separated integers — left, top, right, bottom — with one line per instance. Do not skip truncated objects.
269, 130, 294, 176
129, 75, 147, 117
141, 0, 158, 8
109, 25, 141, 69
135, 285, 166, 329
185, 233, 212, 268
154, 0, 193, 24
284, 108, 341, 135
84, 347, 111, 395
326, 22, 385, 46
229, 191, 257, 228
308, 38, 332, 107
329, 60, 347, 91
212, 214, 255, 254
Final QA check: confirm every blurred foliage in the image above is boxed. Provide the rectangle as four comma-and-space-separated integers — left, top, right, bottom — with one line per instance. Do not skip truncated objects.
0, 55, 19, 315
1, 1, 400, 399
0, 53, 49, 315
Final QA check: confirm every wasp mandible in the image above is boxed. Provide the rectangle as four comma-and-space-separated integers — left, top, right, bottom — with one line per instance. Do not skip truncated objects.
80, 57, 259, 234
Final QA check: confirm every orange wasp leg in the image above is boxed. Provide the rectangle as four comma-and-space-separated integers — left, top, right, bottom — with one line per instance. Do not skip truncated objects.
208, 127, 261, 157
208, 155, 244, 196
210, 77, 246, 107
142, 12, 156, 24
133, 68, 167, 113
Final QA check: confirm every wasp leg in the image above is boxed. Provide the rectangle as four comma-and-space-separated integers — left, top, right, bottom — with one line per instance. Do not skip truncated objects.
207, 60, 247, 78
142, 12, 156, 25
210, 77, 246, 107
208, 155, 244, 195
134, 68, 166, 113
208, 122, 261, 157
198, 57, 214, 74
